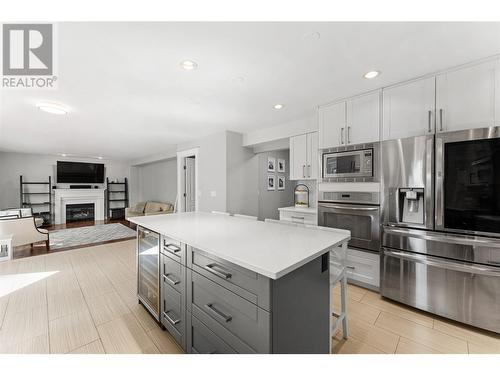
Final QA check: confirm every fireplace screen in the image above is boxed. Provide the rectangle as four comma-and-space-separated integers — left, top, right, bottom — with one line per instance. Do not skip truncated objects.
66, 203, 95, 223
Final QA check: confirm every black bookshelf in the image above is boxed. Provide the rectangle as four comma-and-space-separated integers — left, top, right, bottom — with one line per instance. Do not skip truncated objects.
19, 175, 52, 226
106, 177, 129, 219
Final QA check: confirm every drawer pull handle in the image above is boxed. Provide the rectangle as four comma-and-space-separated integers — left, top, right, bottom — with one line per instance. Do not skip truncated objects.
291, 216, 305, 220
163, 274, 180, 286
165, 243, 181, 253
163, 310, 180, 325
346, 265, 355, 270
204, 303, 232, 323
204, 264, 232, 279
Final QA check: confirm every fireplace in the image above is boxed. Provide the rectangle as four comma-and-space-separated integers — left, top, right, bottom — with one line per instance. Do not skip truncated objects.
66, 203, 95, 223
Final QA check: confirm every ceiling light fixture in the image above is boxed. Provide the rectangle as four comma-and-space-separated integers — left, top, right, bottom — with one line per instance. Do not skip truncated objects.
180, 60, 198, 71
36, 102, 69, 115
273, 104, 284, 110
60, 153, 67, 157
97, 156, 103, 160
363, 70, 380, 79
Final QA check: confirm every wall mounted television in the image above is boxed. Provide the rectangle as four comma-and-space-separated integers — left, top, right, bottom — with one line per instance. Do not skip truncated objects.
57, 161, 105, 183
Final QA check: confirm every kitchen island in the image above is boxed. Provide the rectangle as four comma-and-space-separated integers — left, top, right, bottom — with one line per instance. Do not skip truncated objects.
128, 212, 350, 354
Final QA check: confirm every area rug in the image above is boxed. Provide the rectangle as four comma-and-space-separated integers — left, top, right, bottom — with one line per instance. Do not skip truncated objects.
49, 223, 136, 250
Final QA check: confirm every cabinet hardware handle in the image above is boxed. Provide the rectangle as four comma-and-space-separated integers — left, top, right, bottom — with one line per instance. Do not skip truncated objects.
439, 108, 443, 132
204, 263, 232, 279
347, 126, 351, 144
163, 310, 180, 325
291, 216, 305, 220
346, 265, 355, 270
302, 165, 306, 178
341, 127, 344, 144
163, 273, 180, 286
204, 303, 232, 323
164, 243, 181, 253
428, 110, 432, 133
307, 165, 311, 178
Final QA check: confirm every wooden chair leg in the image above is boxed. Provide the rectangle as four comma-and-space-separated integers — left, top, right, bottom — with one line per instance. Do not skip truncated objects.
45, 239, 49, 250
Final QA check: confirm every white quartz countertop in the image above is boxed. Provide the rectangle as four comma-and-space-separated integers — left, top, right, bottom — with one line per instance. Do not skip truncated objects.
128, 212, 350, 279
278, 206, 317, 214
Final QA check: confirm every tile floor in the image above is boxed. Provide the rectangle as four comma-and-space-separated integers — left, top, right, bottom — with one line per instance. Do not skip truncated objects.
331, 283, 500, 354
0, 239, 182, 354
1, 238, 499, 354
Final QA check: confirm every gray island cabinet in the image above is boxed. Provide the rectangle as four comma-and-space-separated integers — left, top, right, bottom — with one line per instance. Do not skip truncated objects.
129, 212, 350, 354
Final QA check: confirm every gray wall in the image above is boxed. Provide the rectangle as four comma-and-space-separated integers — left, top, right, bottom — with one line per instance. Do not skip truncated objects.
0, 151, 131, 210
178, 131, 227, 212
257, 149, 294, 220
134, 158, 177, 205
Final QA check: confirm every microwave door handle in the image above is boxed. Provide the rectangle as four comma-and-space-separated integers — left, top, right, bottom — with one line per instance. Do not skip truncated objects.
384, 249, 500, 277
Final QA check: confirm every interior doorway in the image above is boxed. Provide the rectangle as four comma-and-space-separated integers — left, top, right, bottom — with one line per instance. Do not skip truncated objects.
176, 148, 199, 212
184, 156, 196, 212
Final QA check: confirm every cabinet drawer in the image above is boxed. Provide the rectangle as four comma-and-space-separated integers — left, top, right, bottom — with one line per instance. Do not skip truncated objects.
161, 235, 186, 265
279, 210, 317, 225
190, 315, 236, 354
161, 281, 185, 348
189, 247, 271, 311
190, 270, 271, 353
346, 247, 380, 289
161, 254, 185, 295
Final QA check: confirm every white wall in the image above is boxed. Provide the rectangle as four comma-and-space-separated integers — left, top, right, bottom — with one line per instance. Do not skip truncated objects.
133, 158, 177, 205
0, 151, 131, 210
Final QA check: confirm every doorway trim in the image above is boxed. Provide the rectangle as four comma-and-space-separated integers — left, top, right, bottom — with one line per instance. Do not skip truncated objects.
176, 147, 199, 212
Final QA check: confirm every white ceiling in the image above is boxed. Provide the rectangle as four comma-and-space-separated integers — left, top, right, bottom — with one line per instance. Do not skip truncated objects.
1, 22, 499, 160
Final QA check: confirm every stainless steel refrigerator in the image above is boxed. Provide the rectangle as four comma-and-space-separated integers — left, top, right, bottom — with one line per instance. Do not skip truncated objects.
381, 126, 500, 334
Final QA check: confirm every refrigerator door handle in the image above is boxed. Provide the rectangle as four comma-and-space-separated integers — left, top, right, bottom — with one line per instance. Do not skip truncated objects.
435, 137, 444, 227
383, 249, 500, 277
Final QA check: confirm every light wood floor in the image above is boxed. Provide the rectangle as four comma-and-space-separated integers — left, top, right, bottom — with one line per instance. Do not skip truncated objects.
331, 283, 500, 354
0, 239, 182, 354
1, 239, 499, 354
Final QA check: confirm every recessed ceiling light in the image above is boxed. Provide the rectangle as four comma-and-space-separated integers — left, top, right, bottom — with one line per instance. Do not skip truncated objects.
274, 104, 284, 110
364, 70, 380, 79
60, 153, 67, 157
36, 102, 69, 115
97, 156, 103, 160
303, 31, 321, 40
180, 60, 198, 71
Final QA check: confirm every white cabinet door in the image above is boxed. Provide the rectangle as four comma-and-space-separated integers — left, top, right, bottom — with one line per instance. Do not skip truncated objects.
382, 76, 435, 140
290, 134, 307, 180
347, 91, 380, 145
346, 247, 379, 289
318, 101, 346, 148
436, 59, 497, 133
306, 132, 319, 179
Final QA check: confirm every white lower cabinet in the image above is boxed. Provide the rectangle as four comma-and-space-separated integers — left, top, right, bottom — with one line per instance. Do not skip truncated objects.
346, 247, 379, 289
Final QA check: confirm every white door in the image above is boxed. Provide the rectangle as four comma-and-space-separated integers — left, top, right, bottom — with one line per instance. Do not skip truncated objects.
318, 101, 346, 148
184, 157, 196, 212
347, 91, 380, 145
436, 59, 498, 133
382, 76, 435, 140
306, 132, 319, 179
290, 134, 307, 180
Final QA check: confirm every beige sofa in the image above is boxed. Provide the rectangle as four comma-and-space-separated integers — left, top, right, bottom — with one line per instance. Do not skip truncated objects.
125, 201, 174, 219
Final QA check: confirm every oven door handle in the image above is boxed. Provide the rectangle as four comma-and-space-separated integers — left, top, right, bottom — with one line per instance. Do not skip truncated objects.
320, 204, 379, 211
383, 249, 500, 277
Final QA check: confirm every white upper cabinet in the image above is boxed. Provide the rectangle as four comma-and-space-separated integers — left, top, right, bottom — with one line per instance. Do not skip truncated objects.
318, 101, 346, 148
290, 132, 318, 180
436, 59, 498, 133
382, 76, 436, 140
290, 134, 307, 181
346, 91, 380, 145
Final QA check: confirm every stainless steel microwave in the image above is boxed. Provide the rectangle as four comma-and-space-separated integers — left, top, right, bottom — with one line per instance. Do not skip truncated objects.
322, 148, 374, 179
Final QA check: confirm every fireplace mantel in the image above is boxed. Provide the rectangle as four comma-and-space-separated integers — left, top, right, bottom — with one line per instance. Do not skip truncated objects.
54, 188, 105, 224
